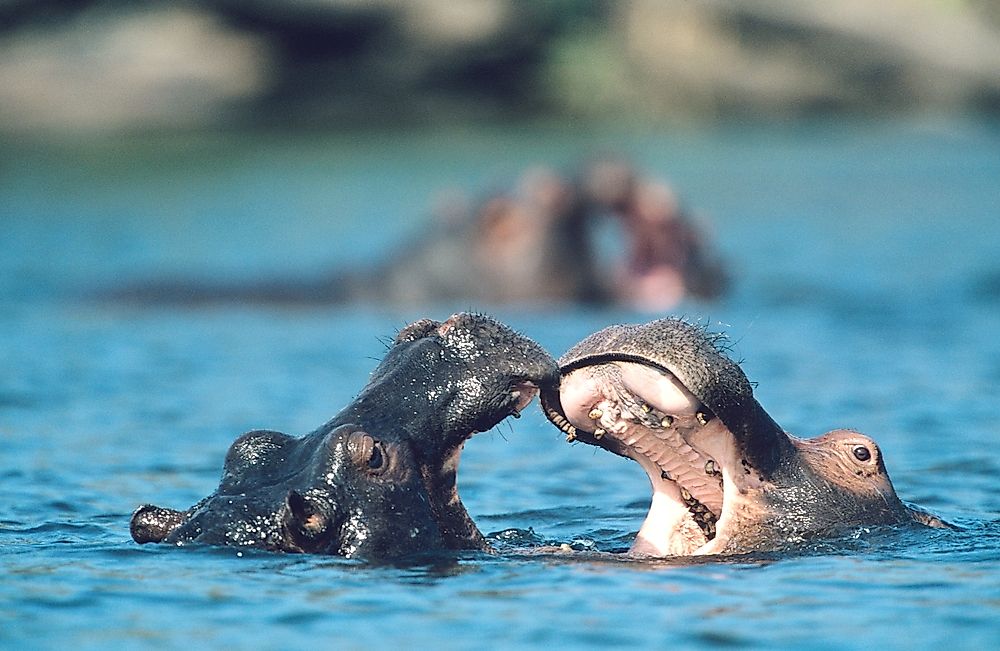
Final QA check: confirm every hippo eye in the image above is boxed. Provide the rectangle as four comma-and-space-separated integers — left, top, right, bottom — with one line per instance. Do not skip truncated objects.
346, 431, 389, 475
852, 445, 872, 462
367, 442, 386, 471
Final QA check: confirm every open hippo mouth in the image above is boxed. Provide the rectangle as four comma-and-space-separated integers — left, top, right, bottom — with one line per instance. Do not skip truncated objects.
539, 318, 788, 557
542, 358, 745, 556
541, 318, 937, 557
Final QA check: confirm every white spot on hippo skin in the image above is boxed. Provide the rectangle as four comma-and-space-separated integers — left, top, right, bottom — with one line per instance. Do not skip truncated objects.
442, 327, 483, 360
455, 376, 485, 404
338, 508, 370, 557
410, 527, 420, 538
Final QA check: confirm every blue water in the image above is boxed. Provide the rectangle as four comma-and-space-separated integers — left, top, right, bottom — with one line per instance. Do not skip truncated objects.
2, 119, 999, 649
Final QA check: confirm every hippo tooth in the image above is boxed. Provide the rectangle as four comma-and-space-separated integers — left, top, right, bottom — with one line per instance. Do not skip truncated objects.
588, 408, 603, 420
680, 487, 692, 501
696, 412, 709, 426
548, 410, 579, 438
594, 428, 606, 440
641, 403, 651, 413
660, 415, 674, 428
705, 460, 716, 475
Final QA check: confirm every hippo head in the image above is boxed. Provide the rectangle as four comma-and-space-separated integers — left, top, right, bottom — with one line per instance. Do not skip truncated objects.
131, 312, 559, 560
541, 318, 941, 557
131, 425, 445, 558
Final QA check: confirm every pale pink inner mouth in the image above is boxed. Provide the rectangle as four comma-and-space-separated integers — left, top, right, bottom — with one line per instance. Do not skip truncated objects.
554, 360, 745, 556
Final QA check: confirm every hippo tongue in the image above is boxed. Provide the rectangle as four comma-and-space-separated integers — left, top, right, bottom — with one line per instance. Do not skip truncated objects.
553, 363, 719, 548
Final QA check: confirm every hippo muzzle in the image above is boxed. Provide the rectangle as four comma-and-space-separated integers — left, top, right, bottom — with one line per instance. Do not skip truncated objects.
132, 312, 559, 560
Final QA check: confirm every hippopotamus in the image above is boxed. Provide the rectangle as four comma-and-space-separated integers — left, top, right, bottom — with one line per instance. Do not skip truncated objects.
131, 312, 559, 560
540, 318, 945, 557
104, 161, 726, 311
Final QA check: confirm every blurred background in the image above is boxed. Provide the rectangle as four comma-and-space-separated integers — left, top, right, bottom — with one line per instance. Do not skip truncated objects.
2, 0, 1000, 132
3, 0, 1000, 310
4, 4, 1000, 648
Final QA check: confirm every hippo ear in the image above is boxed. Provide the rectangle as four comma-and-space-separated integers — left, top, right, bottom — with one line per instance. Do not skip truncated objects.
130, 504, 186, 544
281, 490, 336, 552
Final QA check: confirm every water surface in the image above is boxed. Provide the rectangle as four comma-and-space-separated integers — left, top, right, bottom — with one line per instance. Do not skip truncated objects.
2, 119, 999, 649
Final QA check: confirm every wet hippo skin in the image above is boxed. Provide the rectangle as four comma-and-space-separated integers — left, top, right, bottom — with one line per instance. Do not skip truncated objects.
131, 312, 559, 560
541, 318, 946, 557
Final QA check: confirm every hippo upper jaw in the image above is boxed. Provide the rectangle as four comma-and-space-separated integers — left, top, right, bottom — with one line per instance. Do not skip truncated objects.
540, 318, 782, 555
346, 313, 557, 458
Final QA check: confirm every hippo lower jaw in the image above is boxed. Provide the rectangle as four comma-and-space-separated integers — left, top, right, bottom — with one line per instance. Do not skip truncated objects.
543, 362, 763, 556
415, 377, 544, 550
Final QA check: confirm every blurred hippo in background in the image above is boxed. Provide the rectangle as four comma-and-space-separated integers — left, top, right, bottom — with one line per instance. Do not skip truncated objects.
107, 160, 727, 311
